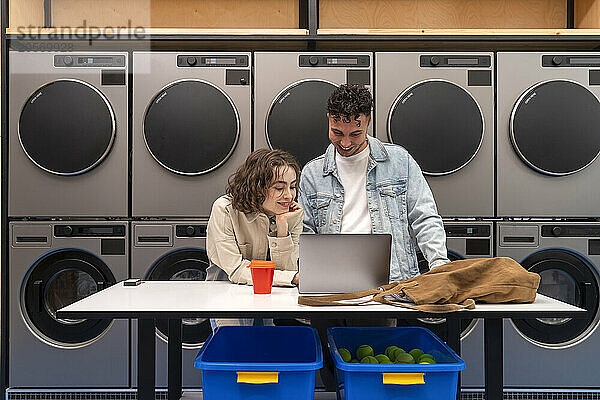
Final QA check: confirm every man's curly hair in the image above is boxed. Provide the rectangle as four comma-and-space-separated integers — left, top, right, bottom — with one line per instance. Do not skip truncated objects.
327, 84, 372, 122
226, 149, 300, 214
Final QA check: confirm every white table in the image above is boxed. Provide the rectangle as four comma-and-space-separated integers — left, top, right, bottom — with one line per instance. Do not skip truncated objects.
58, 281, 585, 400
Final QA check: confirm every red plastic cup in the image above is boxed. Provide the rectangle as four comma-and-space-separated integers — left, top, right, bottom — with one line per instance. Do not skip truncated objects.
247, 260, 275, 294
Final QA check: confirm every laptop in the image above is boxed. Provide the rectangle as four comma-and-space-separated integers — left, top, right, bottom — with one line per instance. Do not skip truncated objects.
298, 234, 392, 294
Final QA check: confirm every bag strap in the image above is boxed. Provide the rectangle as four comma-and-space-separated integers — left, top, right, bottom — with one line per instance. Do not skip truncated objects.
297, 288, 382, 306
375, 296, 476, 313
297, 282, 476, 313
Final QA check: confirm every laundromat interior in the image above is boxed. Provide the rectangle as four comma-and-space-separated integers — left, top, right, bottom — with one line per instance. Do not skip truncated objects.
3, 0, 600, 399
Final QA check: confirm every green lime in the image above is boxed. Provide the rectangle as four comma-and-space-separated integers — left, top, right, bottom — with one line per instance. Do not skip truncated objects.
395, 352, 415, 364
360, 356, 378, 364
338, 348, 352, 363
356, 345, 374, 360
391, 348, 406, 362
385, 346, 399, 358
381, 360, 393, 364
418, 354, 435, 363
419, 359, 436, 364
375, 354, 391, 363
409, 349, 425, 360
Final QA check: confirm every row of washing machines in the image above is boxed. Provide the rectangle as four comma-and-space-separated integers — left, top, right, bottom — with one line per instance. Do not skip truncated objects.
6, 49, 600, 396
8, 220, 600, 392
9, 51, 600, 219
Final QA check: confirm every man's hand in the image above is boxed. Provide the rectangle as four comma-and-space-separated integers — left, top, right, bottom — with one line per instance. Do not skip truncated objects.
292, 273, 299, 286
276, 201, 302, 237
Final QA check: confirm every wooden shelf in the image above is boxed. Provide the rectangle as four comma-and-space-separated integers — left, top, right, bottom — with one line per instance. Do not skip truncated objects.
8, 0, 303, 30
7, 27, 600, 42
318, 28, 600, 36
6, 28, 308, 38
9, 27, 600, 38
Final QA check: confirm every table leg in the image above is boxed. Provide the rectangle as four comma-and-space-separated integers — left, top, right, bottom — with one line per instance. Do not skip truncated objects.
168, 319, 183, 400
446, 318, 461, 400
484, 318, 503, 400
138, 318, 156, 400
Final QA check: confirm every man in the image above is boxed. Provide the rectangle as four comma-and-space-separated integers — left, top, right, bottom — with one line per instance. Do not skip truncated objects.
299, 84, 449, 281
299, 84, 449, 390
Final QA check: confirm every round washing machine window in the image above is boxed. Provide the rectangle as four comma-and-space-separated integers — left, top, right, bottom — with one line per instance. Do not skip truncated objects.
20, 249, 116, 349
512, 248, 600, 348
145, 248, 212, 349
510, 79, 600, 176
143, 79, 240, 175
44, 269, 98, 325
388, 80, 484, 176
18, 79, 116, 175
403, 249, 478, 339
266, 79, 337, 167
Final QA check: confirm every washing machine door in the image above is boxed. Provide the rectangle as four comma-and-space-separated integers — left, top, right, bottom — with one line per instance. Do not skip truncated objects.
510, 79, 600, 176
145, 248, 212, 348
143, 79, 239, 175
266, 79, 337, 167
511, 248, 600, 347
388, 80, 484, 176
19, 79, 116, 175
20, 249, 116, 348
401, 249, 478, 340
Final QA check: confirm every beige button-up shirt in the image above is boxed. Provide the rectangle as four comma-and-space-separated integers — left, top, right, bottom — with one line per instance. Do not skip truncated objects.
206, 195, 303, 287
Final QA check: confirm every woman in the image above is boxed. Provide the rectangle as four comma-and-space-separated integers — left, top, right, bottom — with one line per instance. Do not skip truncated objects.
206, 148, 303, 327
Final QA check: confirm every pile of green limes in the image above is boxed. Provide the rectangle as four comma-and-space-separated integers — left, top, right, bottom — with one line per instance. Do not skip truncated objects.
337, 345, 437, 364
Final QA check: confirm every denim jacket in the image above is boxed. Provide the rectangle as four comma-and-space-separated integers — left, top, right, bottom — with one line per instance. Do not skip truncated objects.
298, 135, 450, 282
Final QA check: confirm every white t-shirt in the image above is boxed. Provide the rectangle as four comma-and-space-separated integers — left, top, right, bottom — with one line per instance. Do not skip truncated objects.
335, 145, 372, 233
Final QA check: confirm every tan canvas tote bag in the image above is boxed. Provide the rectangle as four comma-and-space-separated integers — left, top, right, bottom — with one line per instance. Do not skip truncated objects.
298, 257, 541, 313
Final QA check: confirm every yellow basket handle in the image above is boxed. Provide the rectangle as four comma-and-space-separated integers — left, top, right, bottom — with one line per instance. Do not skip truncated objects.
382, 372, 425, 385
237, 371, 279, 384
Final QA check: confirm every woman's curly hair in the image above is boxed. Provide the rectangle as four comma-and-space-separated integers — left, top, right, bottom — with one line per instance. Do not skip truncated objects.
327, 84, 372, 122
226, 149, 301, 214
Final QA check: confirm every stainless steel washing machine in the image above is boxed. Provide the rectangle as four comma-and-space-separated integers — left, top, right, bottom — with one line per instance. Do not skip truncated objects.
131, 220, 212, 388
376, 53, 494, 217
132, 52, 251, 217
254, 52, 373, 167
494, 221, 600, 388
8, 51, 128, 217
8, 221, 129, 387
497, 52, 600, 217
411, 221, 492, 388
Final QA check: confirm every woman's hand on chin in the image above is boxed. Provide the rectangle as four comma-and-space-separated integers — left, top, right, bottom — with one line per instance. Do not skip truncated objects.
275, 201, 302, 237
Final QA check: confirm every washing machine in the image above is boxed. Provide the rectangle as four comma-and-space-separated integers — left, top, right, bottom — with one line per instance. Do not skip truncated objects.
254, 52, 373, 167
376, 53, 494, 218
497, 52, 600, 217
130, 220, 212, 388
132, 52, 251, 217
410, 221, 492, 388
493, 221, 600, 388
8, 221, 129, 388
8, 51, 128, 218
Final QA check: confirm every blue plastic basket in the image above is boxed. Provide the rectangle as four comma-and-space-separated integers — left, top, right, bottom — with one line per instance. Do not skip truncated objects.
194, 326, 323, 400
327, 327, 466, 400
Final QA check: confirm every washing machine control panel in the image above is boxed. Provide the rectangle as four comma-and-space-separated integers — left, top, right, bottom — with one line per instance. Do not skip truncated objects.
177, 55, 249, 67
54, 55, 125, 67
176, 224, 207, 238
445, 224, 491, 237
54, 224, 126, 237
541, 225, 600, 237
445, 224, 491, 256
542, 55, 600, 67
299, 55, 370, 67
419, 55, 491, 67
